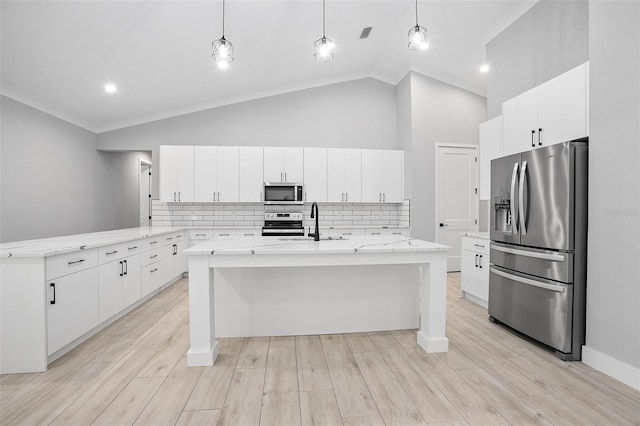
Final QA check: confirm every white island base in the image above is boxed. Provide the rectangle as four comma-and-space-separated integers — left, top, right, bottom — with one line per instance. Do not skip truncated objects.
185, 236, 450, 367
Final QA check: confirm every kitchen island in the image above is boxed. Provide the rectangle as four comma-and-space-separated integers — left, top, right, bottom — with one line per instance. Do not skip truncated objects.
184, 235, 450, 367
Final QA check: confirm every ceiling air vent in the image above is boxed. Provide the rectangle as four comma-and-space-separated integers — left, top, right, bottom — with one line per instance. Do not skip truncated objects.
360, 27, 373, 39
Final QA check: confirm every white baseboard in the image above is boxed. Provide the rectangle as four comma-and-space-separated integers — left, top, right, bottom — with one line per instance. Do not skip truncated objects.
582, 345, 640, 391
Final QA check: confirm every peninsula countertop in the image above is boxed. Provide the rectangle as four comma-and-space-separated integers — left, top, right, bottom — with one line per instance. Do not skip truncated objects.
184, 235, 449, 256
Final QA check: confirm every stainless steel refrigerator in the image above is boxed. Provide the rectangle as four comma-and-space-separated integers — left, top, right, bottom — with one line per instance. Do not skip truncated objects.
489, 138, 588, 360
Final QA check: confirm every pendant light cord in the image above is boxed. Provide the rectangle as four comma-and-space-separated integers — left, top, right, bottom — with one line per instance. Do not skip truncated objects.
415, 0, 418, 26
322, 0, 326, 38
222, 0, 226, 37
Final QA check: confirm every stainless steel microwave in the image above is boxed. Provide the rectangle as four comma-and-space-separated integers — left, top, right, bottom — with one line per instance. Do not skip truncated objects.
263, 182, 304, 205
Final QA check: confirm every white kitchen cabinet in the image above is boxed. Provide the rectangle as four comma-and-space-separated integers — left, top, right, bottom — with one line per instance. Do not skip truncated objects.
97, 251, 141, 323
263, 147, 303, 183
479, 116, 504, 200
537, 63, 587, 145
97, 259, 125, 323
194, 146, 239, 202
141, 261, 164, 297
502, 87, 538, 155
159, 145, 195, 202
162, 233, 187, 284
361, 149, 403, 203
460, 236, 490, 307
502, 63, 588, 155
239, 147, 264, 202
327, 148, 361, 202
365, 228, 409, 237
47, 267, 99, 355
122, 254, 141, 307
303, 148, 327, 202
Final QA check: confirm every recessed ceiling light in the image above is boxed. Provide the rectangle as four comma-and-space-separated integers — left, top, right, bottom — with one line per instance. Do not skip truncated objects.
104, 83, 117, 93
480, 64, 490, 73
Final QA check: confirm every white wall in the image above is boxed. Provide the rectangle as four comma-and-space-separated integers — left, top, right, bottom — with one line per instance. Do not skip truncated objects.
485, 0, 589, 119
97, 78, 399, 199
0, 96, 150, 243
403, 72, 487, 241
583, 0, 640, 389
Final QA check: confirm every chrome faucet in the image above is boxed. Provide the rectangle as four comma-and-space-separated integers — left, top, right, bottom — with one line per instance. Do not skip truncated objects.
309, 202, 320, 241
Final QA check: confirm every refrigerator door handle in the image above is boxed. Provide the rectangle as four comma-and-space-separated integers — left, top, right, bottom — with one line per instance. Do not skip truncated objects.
519, 160, 528, 235
491, 267, 565, 293
510, 162, 519, 234
491, 244, 565, 261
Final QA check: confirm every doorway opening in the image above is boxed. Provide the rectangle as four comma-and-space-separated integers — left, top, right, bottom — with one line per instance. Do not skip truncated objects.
139, 160, 152, 227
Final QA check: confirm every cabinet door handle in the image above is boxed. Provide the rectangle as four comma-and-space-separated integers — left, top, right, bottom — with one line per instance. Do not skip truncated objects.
346, 193, 348, 202
474, 243, 485, 248
195, 233, 206, 237
106, 250, 118, 256
305, 192, 307, 202
166, 237, 173, 241
220, 233, 230, 236
151, 268, 158, 273
383, 193, 385, 202
244, 233, 254, 236
260, 192, 263, 202
475, 254, 478, 267
379, 193, 381, 202
174, 192, 176, 201
213, 193, 216, 202
479, 255, 483, 268
150, 254, 158, 259
538, 128, 542, 146
124, 260, 128, 275
149, 241, 158, 245
280, 172, 283, 181
178, 192, 181, 201
67, 259, 85, 265
284, 172, 287, 181
128, 246, 138, 250
531, 130, 535, 147
50, 283, 56, 305
344, 232, 352, 235
173, 244, 177, 255
371, 232, 381, 235
120, 261, 124, 277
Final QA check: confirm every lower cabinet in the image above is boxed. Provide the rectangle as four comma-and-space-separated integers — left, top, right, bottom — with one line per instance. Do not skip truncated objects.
47, 268, 99, 355
460, 236, 490, 307
98, 254, 142, 323
141, 261, 164, 297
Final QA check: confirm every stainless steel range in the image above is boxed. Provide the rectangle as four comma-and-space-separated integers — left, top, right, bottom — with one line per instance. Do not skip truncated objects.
261, 212, 305, 236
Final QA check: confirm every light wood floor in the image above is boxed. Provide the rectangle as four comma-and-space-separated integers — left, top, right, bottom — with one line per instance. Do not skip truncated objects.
1, 273, 639, 425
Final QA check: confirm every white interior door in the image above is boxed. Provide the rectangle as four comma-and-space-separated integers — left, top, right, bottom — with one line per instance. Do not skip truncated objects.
436, 145, 478, 272
139, 161, 151, 227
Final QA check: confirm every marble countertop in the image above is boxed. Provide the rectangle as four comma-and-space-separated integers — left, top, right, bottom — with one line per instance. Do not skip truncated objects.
0, 226, 186, 258
185, 236, 448, 256
460, 232, 490, 240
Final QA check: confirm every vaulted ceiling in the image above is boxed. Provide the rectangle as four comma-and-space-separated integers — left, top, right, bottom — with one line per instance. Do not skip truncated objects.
1, 1, 537, 132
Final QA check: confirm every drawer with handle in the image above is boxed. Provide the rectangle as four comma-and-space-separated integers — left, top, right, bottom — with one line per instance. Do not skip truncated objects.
98, 243, 126, 264
189, 230, 212, 240
142, 247, 163, 267
462, 237, 490, 255
46, 248, 98, 280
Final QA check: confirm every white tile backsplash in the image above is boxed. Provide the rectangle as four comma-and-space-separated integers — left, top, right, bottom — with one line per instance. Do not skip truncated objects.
152, 200, 410, 229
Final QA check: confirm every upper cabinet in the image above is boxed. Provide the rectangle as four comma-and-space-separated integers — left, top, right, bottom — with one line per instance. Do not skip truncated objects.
160, 145, 404, 204
502, 63, 588, 155
303, 148, 327, 203
361, 149, 403, 203
327, 148, 362, 203
239, 147, 264, 202
263, 147, 304, 183
479, 116, 503, 200
159, 145, 194, 202
194, 146, 239, 202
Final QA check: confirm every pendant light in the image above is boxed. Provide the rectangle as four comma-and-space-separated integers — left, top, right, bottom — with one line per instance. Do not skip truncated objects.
408, 0, 428, 50
212, 0, 234, 69
314, 0, 334, 62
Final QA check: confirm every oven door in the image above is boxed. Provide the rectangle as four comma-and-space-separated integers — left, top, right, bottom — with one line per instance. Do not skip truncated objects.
263, 183, 303, 205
